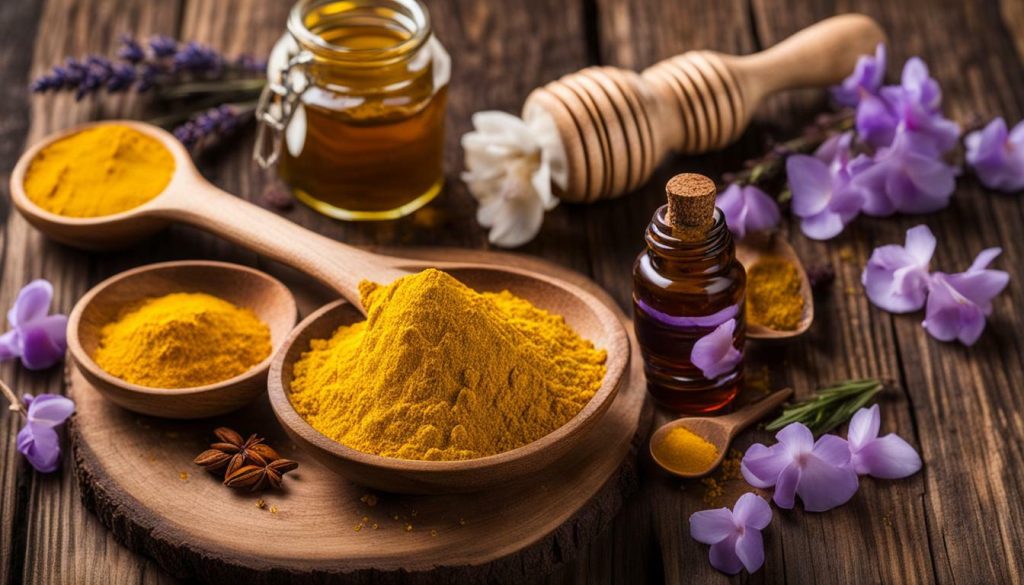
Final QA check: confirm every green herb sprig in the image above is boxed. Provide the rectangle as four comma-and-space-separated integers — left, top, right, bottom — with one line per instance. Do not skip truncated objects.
765, 378, 884, 436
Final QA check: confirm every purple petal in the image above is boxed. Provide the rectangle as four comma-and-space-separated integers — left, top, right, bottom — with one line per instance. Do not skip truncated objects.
922, 274, 984, 345
788, 155, 833, 217
718, 184, 780, 240
772, 463, 801, 509
796, 453, 860, 512
690, 319, 741, 379
17, 316, 68, 370
861, 225, 934, 313
0, 330, 19, 360
851, 434, 922, 478
776, 422, 814, 455
799, 209, 847, 241
732, 492, 772, 530
741, 186, 781, 233
741, 443, 788, 488
831, 43, 886, 107
968, 247, 1002, 273
689, 508, 737, 544
855, 92, 898, 148
904, 225, 937, 265
735, 528, 765, 574
16, 423, 61, 473
811, 434, 852, 467
847, 404, 880, 449
709, 534, 744, 575
8, 280, 53, 327
27, 394, 75, 427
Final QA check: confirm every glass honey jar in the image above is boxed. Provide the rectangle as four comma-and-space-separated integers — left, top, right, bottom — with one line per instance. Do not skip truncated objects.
633, 174, 746, 414
256, 0, 450, 220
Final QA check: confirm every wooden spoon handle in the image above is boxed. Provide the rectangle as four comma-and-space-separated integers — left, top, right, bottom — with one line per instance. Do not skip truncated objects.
156, 180, 406, 306
722, 14, 885, 104
721, 388, 794, 438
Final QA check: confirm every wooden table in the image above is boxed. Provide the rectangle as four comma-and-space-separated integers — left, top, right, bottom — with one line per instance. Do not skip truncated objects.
1, 0, 1023, 583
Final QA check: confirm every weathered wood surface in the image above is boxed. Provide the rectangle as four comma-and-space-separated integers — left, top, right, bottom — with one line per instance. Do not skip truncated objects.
1, 0, 1023, 583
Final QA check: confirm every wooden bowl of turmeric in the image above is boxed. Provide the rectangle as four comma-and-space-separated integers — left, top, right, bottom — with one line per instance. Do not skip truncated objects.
67, 261, 297, 418
268, 265, 628, 494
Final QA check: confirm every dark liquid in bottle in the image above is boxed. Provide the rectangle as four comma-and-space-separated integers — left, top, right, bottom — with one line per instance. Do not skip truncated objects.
633, 206, 746, 413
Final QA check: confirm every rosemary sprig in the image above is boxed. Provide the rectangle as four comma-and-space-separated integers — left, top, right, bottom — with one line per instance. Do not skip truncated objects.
765, 378, 884, 436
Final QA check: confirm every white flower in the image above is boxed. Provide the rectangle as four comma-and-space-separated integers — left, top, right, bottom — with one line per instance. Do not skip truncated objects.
461, 110, 565, 247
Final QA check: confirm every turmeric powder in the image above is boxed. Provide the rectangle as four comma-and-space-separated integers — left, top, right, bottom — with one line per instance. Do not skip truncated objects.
289, 269, 607, 461
24, 125, 174, 217
652, 426, 719, 475
746, 256, 805, 331
94, 292, 271, 389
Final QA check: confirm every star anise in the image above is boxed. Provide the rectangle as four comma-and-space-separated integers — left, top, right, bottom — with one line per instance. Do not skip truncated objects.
224, 458, 299, 491
193, 427, 281, 477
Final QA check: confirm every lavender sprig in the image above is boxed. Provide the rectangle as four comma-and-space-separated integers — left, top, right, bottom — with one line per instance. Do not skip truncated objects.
31, 35, 267, 100
172, 103, 254, 151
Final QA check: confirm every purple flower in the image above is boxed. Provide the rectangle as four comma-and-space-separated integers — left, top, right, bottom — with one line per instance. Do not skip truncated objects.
831, 43, 886, 107
689, 493, 772, 575
690, 318, 741, 379
847, 405, 922, 478
15, 393, 75, 473
787, 132, 867, 239
852, 129, 957, 216
116, 35, 145, 63
0, 280, 67, 370
717, 184, 780, 239
31, 35, 263, 97
148, 35, 179, 58
923, 247, 1009, 346
862, 225, 936, 313
856, 58, 960, 153
173, 104, 245, 150
965, 117, 1024, 192
741, 422, 860, 512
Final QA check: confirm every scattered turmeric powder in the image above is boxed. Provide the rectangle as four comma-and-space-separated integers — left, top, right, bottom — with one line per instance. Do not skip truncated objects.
289, 269, 607, 461
746, 256, 805, 331
24, 125, 174, 217
652, 426, 719, 475
94, 292, 271, 389
701, 448, 744, 506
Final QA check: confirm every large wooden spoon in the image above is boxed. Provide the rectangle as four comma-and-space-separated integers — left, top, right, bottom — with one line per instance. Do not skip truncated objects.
10, 121, 630, 492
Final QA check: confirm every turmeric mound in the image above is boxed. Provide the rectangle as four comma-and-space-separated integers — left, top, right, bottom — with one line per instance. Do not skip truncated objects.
746, 256, 805, 331
94, 292, 271, 389
24, 125, 174, 217
289, 269, 607, 461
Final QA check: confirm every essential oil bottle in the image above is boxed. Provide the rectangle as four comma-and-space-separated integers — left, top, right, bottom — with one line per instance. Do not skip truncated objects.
633, 174, 746, 413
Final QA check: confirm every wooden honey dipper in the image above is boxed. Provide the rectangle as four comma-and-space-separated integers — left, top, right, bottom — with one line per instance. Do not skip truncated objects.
523, 14, 885, 202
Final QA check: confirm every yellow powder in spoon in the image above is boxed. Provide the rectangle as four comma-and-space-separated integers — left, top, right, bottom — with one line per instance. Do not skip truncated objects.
653, 426, 719, 475
24, 125, 174, 217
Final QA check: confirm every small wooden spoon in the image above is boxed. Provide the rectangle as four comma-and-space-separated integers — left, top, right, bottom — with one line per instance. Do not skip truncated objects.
735, 233, 814, 340
650, 388, 793, 478
66, 261, 297, 418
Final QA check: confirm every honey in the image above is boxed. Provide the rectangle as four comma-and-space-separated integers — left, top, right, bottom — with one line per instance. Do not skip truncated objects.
261, 0, 449, 220
633, 175, 746, 413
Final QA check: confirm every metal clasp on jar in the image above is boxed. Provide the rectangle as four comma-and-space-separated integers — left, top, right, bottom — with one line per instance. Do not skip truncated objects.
253, 50, 312, 169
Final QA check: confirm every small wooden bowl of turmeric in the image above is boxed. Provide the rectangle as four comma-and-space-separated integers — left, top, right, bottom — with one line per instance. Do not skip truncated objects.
67, 261, 297, 418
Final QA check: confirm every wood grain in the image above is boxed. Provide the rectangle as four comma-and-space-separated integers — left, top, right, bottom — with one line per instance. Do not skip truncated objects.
4, 0, 1024, 583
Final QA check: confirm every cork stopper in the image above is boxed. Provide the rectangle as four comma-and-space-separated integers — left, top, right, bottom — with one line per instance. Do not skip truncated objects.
665, 174, 716, 238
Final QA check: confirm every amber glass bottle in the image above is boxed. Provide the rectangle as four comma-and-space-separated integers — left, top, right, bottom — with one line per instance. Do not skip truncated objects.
260, 0, 449, 220
633, 174, 746, 413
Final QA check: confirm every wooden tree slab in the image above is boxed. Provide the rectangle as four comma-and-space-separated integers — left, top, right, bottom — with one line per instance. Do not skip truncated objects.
68, 248, 652, 584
